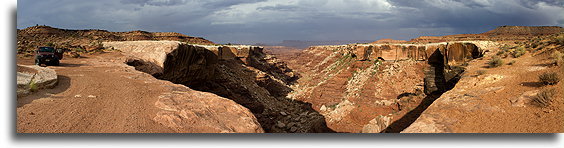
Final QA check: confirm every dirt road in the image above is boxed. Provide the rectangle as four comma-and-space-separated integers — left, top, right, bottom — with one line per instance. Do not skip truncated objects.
18, 52, 177, 133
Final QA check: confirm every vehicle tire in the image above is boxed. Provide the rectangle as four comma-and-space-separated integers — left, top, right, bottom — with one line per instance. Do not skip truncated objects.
53, 60, 60, 66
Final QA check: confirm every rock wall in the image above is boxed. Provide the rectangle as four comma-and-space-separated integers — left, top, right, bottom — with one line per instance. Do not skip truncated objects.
104, 41, 218, 86
312, 41, 491, 66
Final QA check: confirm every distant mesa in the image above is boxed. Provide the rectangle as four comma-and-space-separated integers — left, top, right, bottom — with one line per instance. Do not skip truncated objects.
371, 38, 408, 44
483, 25, 563, 36
259, 40, 375, 49
17, 25, 215, 53
409, 26, 563, 43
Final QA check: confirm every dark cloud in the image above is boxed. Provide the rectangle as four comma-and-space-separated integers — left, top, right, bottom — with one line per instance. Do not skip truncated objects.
257, 4, 299, 11
201, 0, 268, 8
17, 0, 564, 44
120, 0, 188, 6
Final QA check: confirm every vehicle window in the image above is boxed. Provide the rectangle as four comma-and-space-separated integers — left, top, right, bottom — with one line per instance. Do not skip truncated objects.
39, 47, 54, 52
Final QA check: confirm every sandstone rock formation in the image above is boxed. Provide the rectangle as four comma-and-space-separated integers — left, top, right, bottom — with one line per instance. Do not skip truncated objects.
153, 87, 264, 133
104, 41, 332, 133
362, 115, 392, 133
104, 41, 218, 86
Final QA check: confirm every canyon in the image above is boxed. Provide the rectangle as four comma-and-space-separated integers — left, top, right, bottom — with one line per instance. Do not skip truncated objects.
16, 26, 564, 133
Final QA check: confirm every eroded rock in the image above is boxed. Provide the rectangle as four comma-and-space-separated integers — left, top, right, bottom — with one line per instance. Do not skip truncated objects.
153, 90, 264, 133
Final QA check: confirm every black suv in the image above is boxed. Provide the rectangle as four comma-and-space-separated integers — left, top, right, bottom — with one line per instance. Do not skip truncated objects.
35, 47, 63, 66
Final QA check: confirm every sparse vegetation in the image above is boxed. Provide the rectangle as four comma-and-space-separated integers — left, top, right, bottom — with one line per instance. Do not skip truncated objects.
507, 60, 516, 65
531, 88, 556, 108
327, 103, 339, 109
476, 70, 486, 76
75, 48, 86, 53
488, 56, 504, 68
29, 80, 38, 92
550, 51, 563, 66
511, 47, 526, 58
45, 42, 55, 47
539, 72, 560, 85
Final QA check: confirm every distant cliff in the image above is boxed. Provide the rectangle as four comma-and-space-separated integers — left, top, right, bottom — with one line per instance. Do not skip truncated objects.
410, 26, 563, 43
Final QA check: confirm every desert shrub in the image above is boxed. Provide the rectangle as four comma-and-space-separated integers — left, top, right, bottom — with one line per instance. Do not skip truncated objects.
476, 70, 486, 76
539, 72, 560, 85
75, 48, 86, 52
488, 56, 503, 68
531, 88, 556, 108
511, 47, 526, 58
45, 42, 55, 47
549, 35, 564, 46
507, 60, 516, 65
29, 80, 38, 92
550, 51, 563, 66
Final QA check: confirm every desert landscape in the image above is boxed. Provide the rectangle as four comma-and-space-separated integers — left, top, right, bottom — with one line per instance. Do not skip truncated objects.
16, 25, 563, 133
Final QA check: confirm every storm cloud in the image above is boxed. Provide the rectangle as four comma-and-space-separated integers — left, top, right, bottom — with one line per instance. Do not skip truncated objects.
17, 0, 564, 44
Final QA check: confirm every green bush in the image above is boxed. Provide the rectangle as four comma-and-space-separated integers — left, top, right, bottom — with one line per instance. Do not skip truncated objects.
45, 42, 55, 47
511, 47, 526, 58
476, 70, 486, 76
531, 88, 556, 108
29, 80, 38, 92
488, 56, 504, 68
75, 48, 86, 52
539, 72, 560, 85
507, 60, 516, 65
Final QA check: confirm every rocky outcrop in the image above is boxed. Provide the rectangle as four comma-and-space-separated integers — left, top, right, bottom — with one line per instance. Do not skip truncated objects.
17, 65, 58, 97
104, 41, 218, 86
311, 41, 487, 66
362, 115, 392, 133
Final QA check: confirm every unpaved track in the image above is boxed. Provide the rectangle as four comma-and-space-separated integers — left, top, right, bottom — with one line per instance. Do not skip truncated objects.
17, 52, 174, 133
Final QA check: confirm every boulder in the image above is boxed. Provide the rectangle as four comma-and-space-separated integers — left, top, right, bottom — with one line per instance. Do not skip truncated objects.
153, 87, 264, 133
361, 115, 392, 133
17, 65, 58, 97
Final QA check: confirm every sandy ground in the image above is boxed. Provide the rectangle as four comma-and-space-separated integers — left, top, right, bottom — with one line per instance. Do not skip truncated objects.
449, 52, 563, 133
17, 52, 175, 133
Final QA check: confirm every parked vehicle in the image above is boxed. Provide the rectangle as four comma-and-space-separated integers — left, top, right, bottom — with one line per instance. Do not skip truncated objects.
35, 47, 63, 66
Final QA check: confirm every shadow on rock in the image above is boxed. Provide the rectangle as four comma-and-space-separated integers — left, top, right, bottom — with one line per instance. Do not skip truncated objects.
17, 75, 71, 107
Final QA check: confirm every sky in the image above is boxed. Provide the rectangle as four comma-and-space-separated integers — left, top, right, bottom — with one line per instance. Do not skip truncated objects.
17, 0, 564, 44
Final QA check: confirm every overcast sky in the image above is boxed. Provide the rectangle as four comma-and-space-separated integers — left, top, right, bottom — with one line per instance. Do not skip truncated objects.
17, 0, 564, 44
